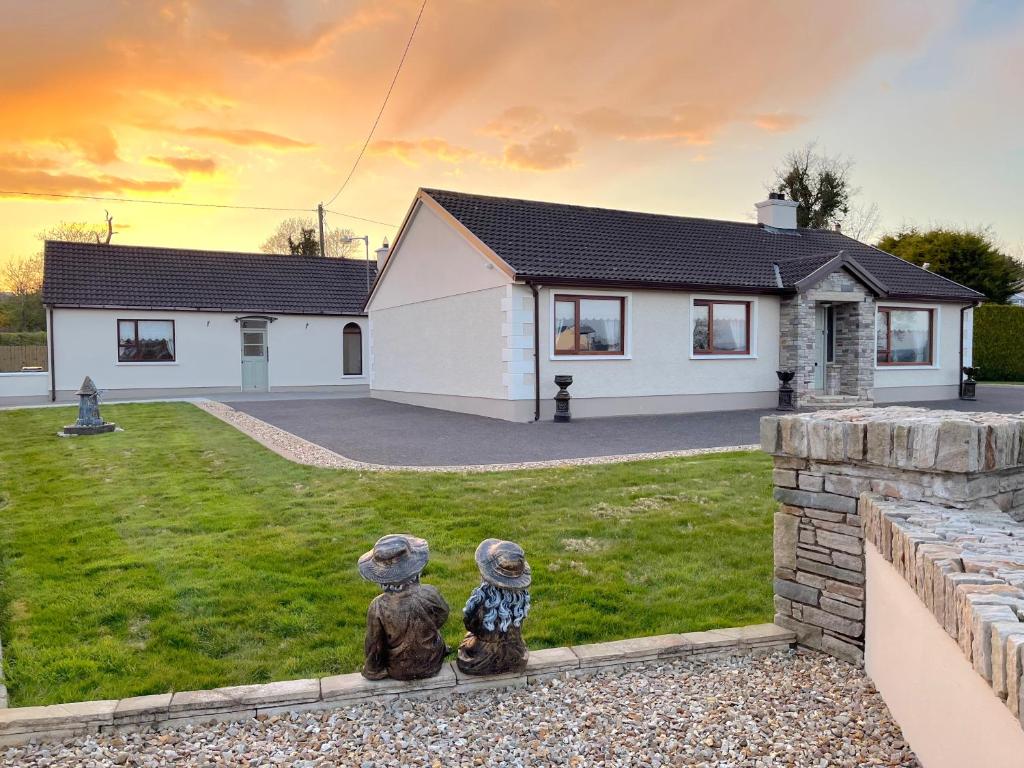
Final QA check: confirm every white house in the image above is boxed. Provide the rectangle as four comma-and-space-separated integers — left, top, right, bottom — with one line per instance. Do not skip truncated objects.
38, 242, 377, 401
365, 189, 983, 421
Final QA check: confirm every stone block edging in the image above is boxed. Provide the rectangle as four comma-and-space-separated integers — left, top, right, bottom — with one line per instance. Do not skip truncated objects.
0, 630, 7, 709
0, 624, 794, 746
195, 400, 759, 473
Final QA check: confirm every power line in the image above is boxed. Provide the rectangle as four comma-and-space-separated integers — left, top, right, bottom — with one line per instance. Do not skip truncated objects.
323, 0, 427, 207
0, 188, 315, 213
325, 209, 398, 228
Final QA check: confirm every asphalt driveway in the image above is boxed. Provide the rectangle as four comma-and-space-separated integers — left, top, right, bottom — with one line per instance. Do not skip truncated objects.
222, 385, 1024, 467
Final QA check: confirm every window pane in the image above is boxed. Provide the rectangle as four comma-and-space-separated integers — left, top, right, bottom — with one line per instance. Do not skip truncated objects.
711, 303, 747, 352
118, 321, 136, 361
876, 311, 890, 364
343, 324, 362, 375
554, 301, 576, 352
136, 320, 174, 360
889, 310, 930, 363
578, 299, 622, 352
242, 332, 263, 346
692, 304, 709, 352
243, 344, 264, 357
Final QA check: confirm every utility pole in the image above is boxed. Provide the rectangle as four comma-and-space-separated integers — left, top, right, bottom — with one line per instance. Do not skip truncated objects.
317, 203, 326, 257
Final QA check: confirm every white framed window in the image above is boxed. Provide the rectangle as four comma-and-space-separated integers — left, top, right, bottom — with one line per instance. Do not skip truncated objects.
875, 304, 940, 369
689, 296, 758, 359
343, 322, 363, 376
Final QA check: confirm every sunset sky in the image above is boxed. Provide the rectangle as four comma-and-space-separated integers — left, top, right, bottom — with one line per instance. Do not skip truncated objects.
1, 0, 1022, 268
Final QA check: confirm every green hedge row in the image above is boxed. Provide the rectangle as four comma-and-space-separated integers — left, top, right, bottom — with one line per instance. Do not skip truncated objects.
974, 304, 1024, 382
0, 331, 47, 346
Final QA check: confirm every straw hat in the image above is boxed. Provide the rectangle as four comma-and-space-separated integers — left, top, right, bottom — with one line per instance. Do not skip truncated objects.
475, 539, 531, 589
358, 534, 429, 585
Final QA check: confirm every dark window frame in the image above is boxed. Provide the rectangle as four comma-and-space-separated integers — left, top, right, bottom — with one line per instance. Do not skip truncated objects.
342, 322, 363, 376
553, 294, 626, 356
876, 306, 934, 366
116, 318, 176, 363
692, 300, 752, 356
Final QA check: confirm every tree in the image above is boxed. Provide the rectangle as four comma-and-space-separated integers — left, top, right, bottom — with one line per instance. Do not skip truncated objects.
37, 212, 115, 246
261, 216, 357, 258
0, 255, 44, 331
770, 143, 856, 231
876, 228, 1024, 304
287, 228, 321, 257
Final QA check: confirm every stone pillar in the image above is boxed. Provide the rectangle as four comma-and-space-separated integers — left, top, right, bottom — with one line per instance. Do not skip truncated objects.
762, 407, 1024, 665
833, 296, 875, 400
779, 294, 816, 406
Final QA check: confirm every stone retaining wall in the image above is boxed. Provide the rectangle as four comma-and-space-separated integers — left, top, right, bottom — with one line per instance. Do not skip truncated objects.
862, 495, 1024, 726
0, 624, 793, 747
762, 407, 1024, 666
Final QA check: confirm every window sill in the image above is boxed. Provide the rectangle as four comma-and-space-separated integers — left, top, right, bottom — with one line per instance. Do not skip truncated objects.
689, 353, 758, 360
549, 354, 632, 361
115, 362, 179, 366
875, 364, 938, 371
341, 374, 365, 379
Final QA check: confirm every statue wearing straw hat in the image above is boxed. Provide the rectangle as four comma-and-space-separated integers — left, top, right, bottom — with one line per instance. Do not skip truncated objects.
457, 539, 532, 676
359, 534, 450, 681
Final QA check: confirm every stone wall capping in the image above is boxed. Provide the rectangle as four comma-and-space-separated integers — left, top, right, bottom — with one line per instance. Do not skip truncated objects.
0, 626, 793, 747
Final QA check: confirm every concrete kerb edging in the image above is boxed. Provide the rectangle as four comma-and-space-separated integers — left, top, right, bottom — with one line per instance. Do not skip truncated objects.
0, 624, 795, 746
0, 631, 7, 709
194, 400, 761, 473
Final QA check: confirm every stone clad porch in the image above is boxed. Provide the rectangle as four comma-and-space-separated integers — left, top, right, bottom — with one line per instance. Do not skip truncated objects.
779, 257, 878, 409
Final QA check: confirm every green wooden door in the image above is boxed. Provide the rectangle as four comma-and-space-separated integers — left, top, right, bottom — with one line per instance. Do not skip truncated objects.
240, 320, 269, 391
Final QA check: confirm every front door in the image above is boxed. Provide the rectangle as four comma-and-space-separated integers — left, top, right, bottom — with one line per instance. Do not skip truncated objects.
240, 319, 269, 391
813, 305, 832, 390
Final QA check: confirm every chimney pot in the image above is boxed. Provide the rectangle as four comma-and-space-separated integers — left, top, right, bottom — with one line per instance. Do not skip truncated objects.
769, 192, 785, 200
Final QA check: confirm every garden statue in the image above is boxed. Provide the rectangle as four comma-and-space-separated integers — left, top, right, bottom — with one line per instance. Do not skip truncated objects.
457, 539, 532, 676
358, 534, 450, 681
60, 376, 116, 435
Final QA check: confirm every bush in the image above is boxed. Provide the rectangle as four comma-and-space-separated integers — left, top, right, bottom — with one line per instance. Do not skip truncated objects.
974, 304, 1024, 382
0, 331, 46, 346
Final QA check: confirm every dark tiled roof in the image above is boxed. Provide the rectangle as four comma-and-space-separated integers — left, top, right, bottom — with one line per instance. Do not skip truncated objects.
422, 189, 983, 301
43, 241, 376, 315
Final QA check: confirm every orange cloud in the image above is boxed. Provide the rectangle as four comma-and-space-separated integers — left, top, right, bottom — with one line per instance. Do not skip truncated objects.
369, 138, 476, 165
0, 168, 182, 196
751, 113, 807, 133
149, 155, 218, 174
166, 126, 313, 150
0, 152, 59, 170
504, 128, 579, 171
573, 106, 728, 145
482, 106, 546, 138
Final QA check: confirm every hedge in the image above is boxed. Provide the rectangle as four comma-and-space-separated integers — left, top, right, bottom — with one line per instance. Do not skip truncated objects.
974, 304, 1024, 382
0, 331, 46, 346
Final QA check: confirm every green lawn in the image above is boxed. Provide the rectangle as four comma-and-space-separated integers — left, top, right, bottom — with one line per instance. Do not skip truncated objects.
0, 403, 773, 706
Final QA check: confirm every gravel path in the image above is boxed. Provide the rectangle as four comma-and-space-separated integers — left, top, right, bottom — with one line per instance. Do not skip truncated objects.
196, 400, 760, 473
4, 651, 917, 767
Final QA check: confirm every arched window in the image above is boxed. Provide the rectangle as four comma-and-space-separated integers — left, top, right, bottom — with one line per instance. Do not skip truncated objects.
343, 322, 363, 375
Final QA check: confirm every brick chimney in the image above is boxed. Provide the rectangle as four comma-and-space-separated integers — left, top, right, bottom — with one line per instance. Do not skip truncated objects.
756, 192, 799, 230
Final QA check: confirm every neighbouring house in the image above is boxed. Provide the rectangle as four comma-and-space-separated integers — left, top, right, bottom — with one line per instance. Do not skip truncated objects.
365, 189, 984, 421
38, 242, 378, 401
1010, 292, 1024, 308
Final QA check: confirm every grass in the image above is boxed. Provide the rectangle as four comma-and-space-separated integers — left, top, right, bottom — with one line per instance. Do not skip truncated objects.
0, 403, 774, 706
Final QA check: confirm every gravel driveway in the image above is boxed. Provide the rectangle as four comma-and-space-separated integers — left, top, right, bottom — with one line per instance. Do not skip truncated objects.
3, 651, 918, 767
223, 385, 1024, 467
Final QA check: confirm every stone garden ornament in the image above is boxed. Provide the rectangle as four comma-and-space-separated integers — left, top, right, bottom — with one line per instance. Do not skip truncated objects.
358, 534, 450, 681
59, 376, 117, 436
457, 539, 532, 676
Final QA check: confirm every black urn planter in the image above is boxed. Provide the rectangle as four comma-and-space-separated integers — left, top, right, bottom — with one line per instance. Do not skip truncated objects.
776, 370, 797, 411
961, 366, 979, 401
553, 375, 573, 422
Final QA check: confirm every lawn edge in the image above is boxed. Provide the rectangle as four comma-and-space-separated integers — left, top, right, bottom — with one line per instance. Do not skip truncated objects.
0, 623, 795, 746
193, 400, 759, 473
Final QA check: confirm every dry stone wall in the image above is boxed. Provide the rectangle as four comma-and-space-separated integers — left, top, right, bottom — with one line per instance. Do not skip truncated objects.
762, 406, 1024, 665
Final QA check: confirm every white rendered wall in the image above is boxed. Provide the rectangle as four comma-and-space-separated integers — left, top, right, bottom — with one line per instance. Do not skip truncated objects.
872, 302, 962, 392
370, 286, 506, 401
50, 308, 367, 394
368, 199, 511, 405
533, 285, 781, 405
865, 544, 1024, 768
